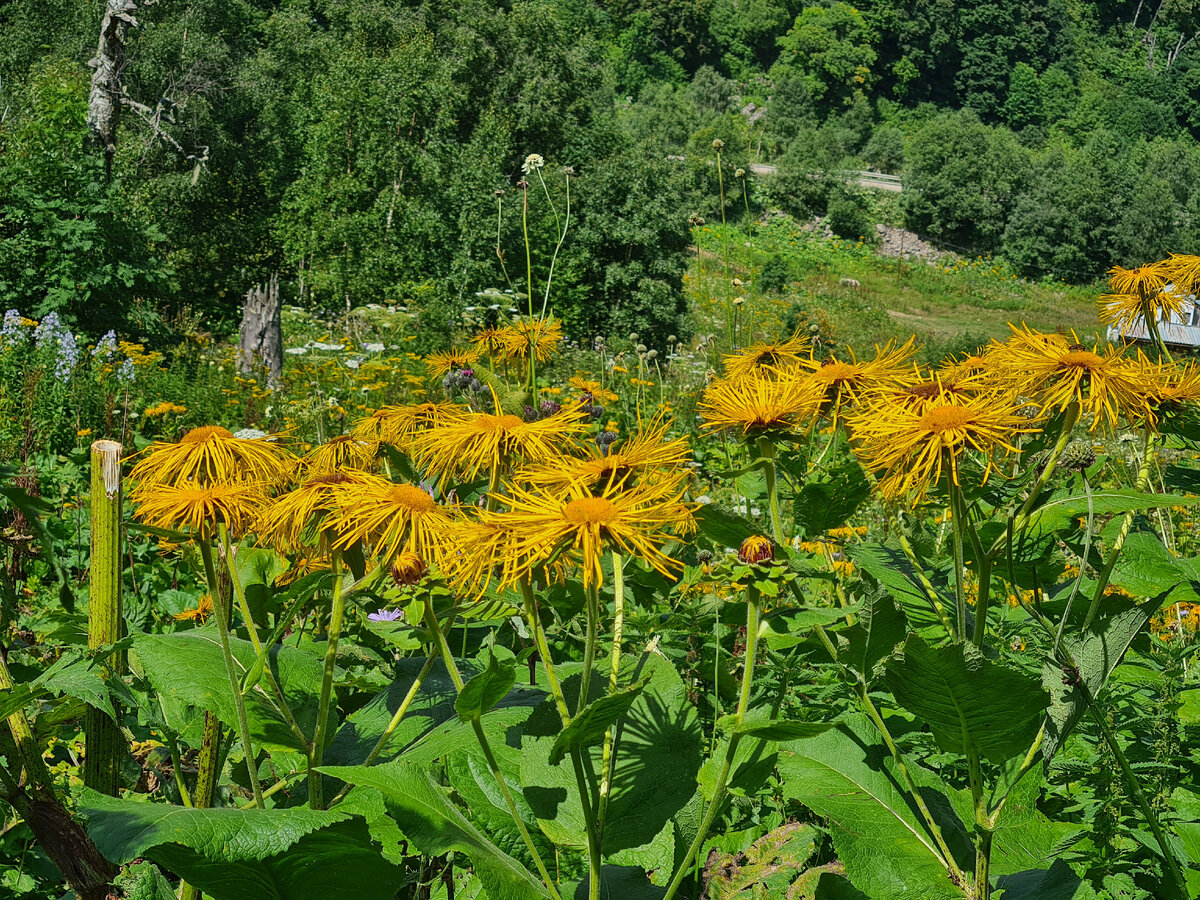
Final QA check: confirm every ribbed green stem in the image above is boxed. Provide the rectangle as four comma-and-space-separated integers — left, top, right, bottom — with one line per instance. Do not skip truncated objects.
199, 540, 263, 808
597, 552, 626, 836
578, 583, 600, 715
757, 438, 784, 543
662, 584, 761, 900
180, 708, 224, 898
1008, 402, 1080, 537
84, 440, 124, 796
424, 600, 563, 900
521, 579, 572, 725
309, 551, 345, 809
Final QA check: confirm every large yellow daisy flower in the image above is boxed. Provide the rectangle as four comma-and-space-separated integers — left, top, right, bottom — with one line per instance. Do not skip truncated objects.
491, 479, 695, 590
1099, 260, 1179, 331
256, 471, 372, 552
495, 316, 563, 363
801, 339, 918, 425
850, 391, 1032, 501
303, 435, 377, 475
721, 333, 811, 379
131, 481, 267, 540
521, 416, 691, 493
425, 347, 482, 379
568, 376, 619, 405
699, 370, 823, 436
327, 476, 453, 566
989, 327, 1157, 430
129, 426, 295, 488
350, 402, 468, 449
409, 407, 586, 486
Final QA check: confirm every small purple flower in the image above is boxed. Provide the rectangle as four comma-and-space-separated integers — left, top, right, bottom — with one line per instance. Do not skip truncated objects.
117, 359, 136, 384
92, 330, 117, 359
368, 609, 404, 622
54, 330, 79, 382
34, 312, 62, 350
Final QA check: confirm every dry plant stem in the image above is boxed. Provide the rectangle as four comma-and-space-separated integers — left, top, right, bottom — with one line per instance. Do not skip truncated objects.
220, 526, 309, 753
84, 440, 123, 797
1082, 429, 1156, 631
597, 551, 626, 835
662, 584, 762, 900
0, 656, 53, 793
810, 621, 964, 880
309, 551, 345, 809
423, 601, 564, 900
199, 541, 264, 808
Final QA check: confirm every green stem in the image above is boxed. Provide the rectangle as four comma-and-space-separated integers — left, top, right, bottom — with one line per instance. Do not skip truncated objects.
961, 505, 992, 650
892, 518, 956, 638
578, 583, 600, 716
1082, 430, 1156, 631
424, 600, 563, 900
662, 583, 761, 900
968, 743, 991, 900
309, 551, 345, 809
199, 540, 264, 808
597, 552, 625, 836
950, 485, 967, 640
521, 579, 572, 725
757, 437, 784, 543
1007, 402, 1080, 540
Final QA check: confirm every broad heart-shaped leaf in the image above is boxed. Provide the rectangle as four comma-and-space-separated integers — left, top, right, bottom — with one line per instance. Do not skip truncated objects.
1109, 531, 1200, 604
993, 859, 1098, 900
132, 629, 321, 753
776, 715, 969, 900
549, 677, 649, 764
847, 543, 951, 639
1042, 593, 1170, 762
885, 635, 1046, 762
840, 592, 907, 685
565, 866, 666, 899
456, 649, 517, 721
445, 751, 555, 870
320, 761, 552, 900
80, 790, 404, 900
716, 716, 832, 741
1025, 489, 1200, 538
793, 455, 871, 539
520, 656, 703, 855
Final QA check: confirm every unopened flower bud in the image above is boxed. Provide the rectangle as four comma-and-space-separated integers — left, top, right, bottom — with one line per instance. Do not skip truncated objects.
739, 535, 774, 565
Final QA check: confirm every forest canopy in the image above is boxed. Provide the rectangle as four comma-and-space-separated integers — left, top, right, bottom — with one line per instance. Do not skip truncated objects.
1, 0, 1198, 342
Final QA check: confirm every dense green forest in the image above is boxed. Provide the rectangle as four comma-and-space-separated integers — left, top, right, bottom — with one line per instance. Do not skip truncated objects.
2, 0, 1199, 344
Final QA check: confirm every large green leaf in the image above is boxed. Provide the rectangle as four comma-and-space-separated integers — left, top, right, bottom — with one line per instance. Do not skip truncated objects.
445, 752, 554, 869
1109, 532, 1200, 603
847, 543, 950, 638
1042, 594, 1170, 761
695, 503, 759, 549
320, 761, 552, 900
520, 656, 703, 855
993, 859, 1098, 899
456, 649, 517, 721
885, 635, 1047, 762
776, 716, 968, 900
793, 455, 871, 539
1025, 490, 1200, 538
132, 629, 321, 753
840, 592, 907, 685
80, 791, 403, 900
549, 677, 648, 764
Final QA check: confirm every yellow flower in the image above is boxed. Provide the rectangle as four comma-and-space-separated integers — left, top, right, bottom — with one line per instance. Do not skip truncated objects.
131, 482, 267, 540
738, 535, 774, 565
303, 435, 377, 474
491, 478, 695, 589
699, 370, 823, 436
1155, 361, 1200, 409
471, 327, 506, 357
522, 416, 691, 493
144, 401, 188, 418
440, 512, 520, 599
129, 426, 295, 488
569, 376, 618, 404
256, 471, 372, 552
409, 407, 586, 486
175, 594, 214, 623
390, 552, 428, 586
327, 476, 453, 566
350, 402, 468, 449
77, 428, 93, 438
801, 339, 918, 425
1099, 260, 1179, 331
721, 333, 811, 379
988, 327, 1157, 430
495, 316, 563, 363
425, 347, 482, 378
850, 389, 1032, 501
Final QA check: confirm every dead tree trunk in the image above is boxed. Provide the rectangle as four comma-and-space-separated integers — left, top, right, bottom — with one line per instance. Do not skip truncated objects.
238, 273, 284, 385
87, 0, 138, 182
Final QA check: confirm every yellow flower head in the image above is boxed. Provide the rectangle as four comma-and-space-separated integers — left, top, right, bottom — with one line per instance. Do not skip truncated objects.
131, 481, 267, 540
409, 407, 586, 486
699, 370, 823, 436
989, 327, 1157, 430
425, 346, 482, 378
495, 316, 563, 363
129, 426, 295, 488
491, 478, 695, 590
568, 376, 619, 405
390, 552, 428, 586
524, 415, 690, 494
440, 512, 521, 599
850, 389, 1034, 502
350, 402, 468, 449
1155, 361, 1200, 409
1165, 253, 1200, 295
471, 327, 507, 357
721, 333, 811, 379
303, 434, 377, 475
327, 476, 453, 566
1100, 260, 1180, 331
802, 339, 918, 425
175, 594, 215, 623
738, 535, 774, 565
256, 471, 372, 552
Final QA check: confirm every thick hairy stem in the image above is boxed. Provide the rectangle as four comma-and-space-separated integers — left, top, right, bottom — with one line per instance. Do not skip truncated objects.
85, 440, 124, 796
1008, 403, 1080, 539
180, 710, 223, 900
662, 584, 761, 900
757, 437, 785, 543
597, 552, 626, 836
199, 541, 264, 808
950, 485, 968, 639
309, 552, 345, 809
578, 583, 600, 716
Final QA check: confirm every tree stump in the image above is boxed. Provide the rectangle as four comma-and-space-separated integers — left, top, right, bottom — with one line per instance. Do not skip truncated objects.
237, 273, 283, 385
